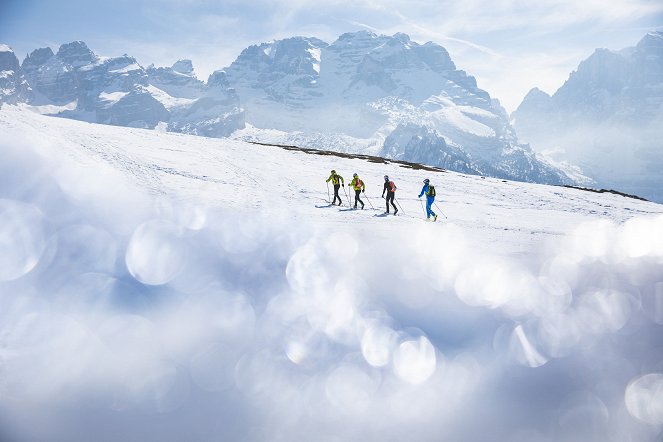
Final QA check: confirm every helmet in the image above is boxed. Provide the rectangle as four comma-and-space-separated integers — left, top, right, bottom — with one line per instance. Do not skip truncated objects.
423, 178, 430, 184
384, 175, 389, 181
331, 170, 336, 174
353, 173, 358, 178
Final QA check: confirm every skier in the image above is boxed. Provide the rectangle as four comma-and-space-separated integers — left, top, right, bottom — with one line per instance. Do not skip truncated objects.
349, 173, 365, 209
418, 178, 437, 221
381, 175, 398, 215
326, 170, 345, 205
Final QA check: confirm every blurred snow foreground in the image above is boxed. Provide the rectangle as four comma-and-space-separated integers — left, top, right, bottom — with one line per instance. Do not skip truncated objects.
1, 107, 663, 442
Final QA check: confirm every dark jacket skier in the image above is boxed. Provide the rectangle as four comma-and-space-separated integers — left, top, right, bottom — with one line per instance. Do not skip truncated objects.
326, 170, 345, 205
381, 175, 398, 214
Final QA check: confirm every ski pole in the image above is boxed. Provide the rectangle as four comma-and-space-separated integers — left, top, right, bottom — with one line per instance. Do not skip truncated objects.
326, 182, 331, 204
419, 198, 426, 217
343, 186, 351, 206
364, 191, 375, 209
434, 202, 448, 219
395, 197, 405, 214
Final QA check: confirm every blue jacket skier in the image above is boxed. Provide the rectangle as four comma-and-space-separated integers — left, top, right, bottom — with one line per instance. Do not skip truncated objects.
418, 178, 437, 221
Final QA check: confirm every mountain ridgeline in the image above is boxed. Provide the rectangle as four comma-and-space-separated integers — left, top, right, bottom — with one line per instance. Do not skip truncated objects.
1, 33, 573, 186
512, 31, 663, 202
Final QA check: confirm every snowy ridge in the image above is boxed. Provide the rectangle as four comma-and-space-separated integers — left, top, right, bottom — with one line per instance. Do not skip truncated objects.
1, 106, 663, 441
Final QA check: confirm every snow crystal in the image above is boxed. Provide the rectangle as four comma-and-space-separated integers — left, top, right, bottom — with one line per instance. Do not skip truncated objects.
361, 324, 397, 367
393, 336, 437, 384
125, 220, 187, 285
625, 374, 663, 425
0, 199, 46, 281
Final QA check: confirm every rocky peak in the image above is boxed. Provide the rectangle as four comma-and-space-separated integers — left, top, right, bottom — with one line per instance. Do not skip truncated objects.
391, 32, 411, 44
207, 70, 230, 88
172, 59, 194, 75
56, 41, 97, 67
522, 87, 551, 103
0, 44, 20, 72
636, 31, 663, 50
511, 88, 553, 127
21, 47, 54, 75
335, 30, 378, 44
0, 44, 31, 104
262, 37, 325, 75
554, 48, 630, 105
413, 42, 455, 73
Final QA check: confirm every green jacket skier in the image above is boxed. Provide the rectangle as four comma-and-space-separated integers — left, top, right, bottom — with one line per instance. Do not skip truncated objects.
326, 170, 345, 205
349, 173, 365, 209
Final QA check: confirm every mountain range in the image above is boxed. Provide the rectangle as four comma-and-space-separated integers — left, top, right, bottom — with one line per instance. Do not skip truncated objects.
512, 31, 663, 202
0, 32, 572, 187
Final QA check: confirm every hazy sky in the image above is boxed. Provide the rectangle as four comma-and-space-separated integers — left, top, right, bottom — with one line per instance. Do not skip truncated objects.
2, 0, 662, 111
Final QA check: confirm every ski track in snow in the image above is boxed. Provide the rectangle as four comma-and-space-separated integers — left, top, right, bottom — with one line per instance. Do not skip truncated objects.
1, 106, 663, 442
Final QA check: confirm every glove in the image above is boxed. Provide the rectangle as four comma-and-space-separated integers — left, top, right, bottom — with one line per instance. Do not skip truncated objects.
362, 190, 365, 193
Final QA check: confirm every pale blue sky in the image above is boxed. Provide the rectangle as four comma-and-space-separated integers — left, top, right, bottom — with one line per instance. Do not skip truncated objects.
2, 0, 662, 111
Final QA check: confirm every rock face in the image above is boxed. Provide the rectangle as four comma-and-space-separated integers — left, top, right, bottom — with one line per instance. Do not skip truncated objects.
381, 124, 478, 174
226, 31, 571, 184
96, 86, 170, 128
9, 41, 244, 132
168, 70, 244, 137
21, 47, 54, 78
513, 31, 663, 201
146, 59, 206, 99
0, 45, 31, 104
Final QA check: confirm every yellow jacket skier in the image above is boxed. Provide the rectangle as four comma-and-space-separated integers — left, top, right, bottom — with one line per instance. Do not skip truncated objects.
326, 170, 344, 205
348, 173, 365, 209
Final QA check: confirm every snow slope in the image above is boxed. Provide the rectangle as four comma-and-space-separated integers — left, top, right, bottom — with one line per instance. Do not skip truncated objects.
1, 106, 663, 442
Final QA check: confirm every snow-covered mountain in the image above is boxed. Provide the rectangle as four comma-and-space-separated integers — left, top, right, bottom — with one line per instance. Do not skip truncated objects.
512, 31, 663, 202
2, 106, 663, 442
226, 31, 571, 185
0, 44, 31, 104
1, 41, 244, 133
1, 34, 571, 187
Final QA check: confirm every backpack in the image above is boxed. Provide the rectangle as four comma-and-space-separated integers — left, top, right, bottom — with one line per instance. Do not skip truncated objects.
427, 185, 436, 197
389, 181, 397, 192
355, 178, 363, 189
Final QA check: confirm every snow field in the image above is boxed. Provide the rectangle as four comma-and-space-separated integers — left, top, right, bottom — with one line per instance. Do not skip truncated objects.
1, 107, 663, 441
